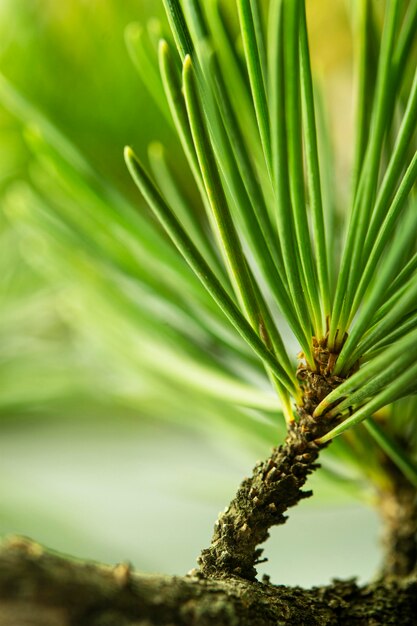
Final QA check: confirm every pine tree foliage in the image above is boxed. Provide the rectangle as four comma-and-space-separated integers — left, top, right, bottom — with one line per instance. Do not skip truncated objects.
1, 0, 417, 504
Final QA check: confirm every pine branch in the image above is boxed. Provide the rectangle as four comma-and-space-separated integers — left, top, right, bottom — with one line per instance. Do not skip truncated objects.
1, 537, 417, 626
199, 340, 346, 580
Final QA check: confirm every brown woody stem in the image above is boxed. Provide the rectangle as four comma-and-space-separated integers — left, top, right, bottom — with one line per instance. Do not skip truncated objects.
198, 340, 346, 580
1, 536, 417, 626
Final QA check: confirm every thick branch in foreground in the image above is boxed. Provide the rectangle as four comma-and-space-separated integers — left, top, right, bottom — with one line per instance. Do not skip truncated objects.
199, 343, 345, 580
1, 537, 416, 626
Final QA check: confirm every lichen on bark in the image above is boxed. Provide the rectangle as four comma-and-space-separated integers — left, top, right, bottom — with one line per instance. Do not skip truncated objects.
1, 537, 417, 626
2, 342, 415, 625
198, 336, 351, 580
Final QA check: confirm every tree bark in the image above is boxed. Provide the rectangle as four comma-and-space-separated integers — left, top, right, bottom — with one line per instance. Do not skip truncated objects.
1, 536, 416, 626
198, 340, 348, 580
4, 344, 412, 624
197, 411, 329, 581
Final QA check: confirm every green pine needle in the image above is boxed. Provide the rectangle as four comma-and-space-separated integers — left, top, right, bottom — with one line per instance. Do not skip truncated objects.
124, 146, 297, 395
2, 0, 417, 499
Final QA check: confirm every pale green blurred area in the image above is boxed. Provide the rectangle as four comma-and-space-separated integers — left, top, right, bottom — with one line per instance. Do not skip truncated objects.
0, 0, 171, 185
0, 0, 380, 585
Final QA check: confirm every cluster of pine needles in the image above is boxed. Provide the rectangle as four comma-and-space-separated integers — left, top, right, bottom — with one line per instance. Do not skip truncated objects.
1, 0, 417, 504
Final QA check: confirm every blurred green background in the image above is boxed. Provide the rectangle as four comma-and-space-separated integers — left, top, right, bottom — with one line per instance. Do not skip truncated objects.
0, 0, 380, 586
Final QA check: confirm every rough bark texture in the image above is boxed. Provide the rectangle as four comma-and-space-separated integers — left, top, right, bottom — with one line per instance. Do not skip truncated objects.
1, 537, 417, 626
3, 341, 414, 624
198, 339, 347, 580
